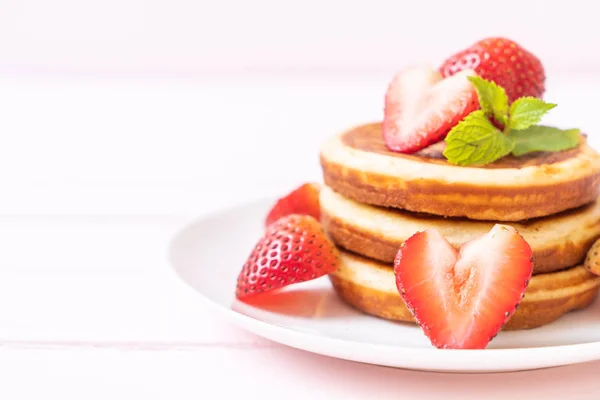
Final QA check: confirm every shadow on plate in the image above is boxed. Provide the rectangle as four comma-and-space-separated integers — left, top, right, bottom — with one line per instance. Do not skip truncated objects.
231, 286, 360, 319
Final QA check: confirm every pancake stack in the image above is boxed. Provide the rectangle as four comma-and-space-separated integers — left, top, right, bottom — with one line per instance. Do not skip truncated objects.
319, 122, 600, 330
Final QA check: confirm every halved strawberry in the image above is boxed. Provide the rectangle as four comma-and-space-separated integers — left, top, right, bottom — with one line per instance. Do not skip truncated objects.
265, 183, 321, 227
236, 214, 339, 299
439, 37, 545, 103
383, 66, 478, 154
394, 225, 533, 349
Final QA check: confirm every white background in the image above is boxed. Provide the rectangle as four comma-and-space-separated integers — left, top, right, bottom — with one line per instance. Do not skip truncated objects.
1, 0, 600, 398
1, 0, 599, 216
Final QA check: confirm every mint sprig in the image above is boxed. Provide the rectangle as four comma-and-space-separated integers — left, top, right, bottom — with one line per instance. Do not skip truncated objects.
443, 77, 580, 166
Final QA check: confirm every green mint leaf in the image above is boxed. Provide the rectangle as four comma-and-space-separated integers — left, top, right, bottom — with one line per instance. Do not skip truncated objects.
508, 97, 556, 130
444, 110, 515, 166
467, 76, 509, 126
508, 125, 581, 157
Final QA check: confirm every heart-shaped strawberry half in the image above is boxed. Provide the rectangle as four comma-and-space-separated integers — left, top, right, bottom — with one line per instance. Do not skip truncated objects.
394, 224, 533, 349
383, 66, 479, 154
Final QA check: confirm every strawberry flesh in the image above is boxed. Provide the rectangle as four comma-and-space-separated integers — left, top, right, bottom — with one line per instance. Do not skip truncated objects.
394, 225, 533, 349
265, 183, 321, 227
439, 37, 545, 103
383, 66, 479, 154
236, 214, 339, 299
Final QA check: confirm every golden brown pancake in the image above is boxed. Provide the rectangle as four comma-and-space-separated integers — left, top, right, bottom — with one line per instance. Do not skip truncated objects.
329, 250, 600, 331
320, 186, 600, 274
320, 122, 600, 221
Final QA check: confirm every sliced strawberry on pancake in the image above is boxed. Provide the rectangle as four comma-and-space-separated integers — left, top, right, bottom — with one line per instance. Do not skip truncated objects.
383, 66, 478, 154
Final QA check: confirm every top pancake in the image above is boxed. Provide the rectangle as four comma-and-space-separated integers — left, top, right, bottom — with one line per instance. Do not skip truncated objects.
320, 122, 600, 221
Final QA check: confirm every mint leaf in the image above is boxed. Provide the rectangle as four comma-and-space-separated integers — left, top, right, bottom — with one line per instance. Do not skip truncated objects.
444, 111, 515, 166
509, 126, 581, 156
509, 97, 556, 130
467, 76, 509, 126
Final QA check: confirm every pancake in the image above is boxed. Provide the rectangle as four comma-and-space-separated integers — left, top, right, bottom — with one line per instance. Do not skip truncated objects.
329, 250, 600, 330
320, 122, 600, 221
320, 186, 600, 275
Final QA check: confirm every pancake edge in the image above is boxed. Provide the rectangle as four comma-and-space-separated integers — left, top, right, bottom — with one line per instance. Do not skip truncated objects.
320, 186, 600, 274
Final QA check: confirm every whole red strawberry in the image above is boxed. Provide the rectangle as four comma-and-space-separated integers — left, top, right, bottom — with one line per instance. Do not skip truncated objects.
439, 37, 545, 103
265, 183, 321, 227
236, 214, 339, 299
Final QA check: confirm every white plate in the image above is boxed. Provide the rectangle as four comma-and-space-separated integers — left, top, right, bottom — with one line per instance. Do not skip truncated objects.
168, 197, 600, 373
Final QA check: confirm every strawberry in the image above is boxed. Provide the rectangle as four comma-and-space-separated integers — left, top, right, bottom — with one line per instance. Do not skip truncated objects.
394, 225, 533, 349
439, 37, 545, 103
383, 66, 478, 154
236, 214, 339, 299
265, 183, 321, 227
